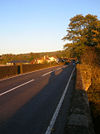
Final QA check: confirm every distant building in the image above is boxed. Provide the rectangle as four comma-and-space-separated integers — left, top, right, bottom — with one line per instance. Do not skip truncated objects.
31, 56, 58, 64
47, 56, 58, 63
7, 60, 30, 65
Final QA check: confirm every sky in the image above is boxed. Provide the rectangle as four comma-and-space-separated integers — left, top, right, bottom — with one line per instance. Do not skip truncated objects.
0, 0, 100, 54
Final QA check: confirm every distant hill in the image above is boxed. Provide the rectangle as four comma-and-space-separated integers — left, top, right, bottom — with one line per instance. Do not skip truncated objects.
0, 51, 66, 64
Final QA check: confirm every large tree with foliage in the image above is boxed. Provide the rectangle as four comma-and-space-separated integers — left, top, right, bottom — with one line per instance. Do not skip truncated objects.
62, 14, 100, 58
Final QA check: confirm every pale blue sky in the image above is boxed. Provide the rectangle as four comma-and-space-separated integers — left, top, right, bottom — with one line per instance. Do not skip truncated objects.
0, 0, 100, 54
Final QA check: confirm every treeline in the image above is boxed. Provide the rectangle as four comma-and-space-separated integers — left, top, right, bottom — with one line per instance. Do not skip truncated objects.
62, 14, 100, 60
62, 14, 100, 134
0, 51, 68, 64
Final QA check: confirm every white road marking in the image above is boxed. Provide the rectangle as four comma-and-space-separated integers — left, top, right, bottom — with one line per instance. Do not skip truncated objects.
42, 71, 53, 77
0, 65, 61, 82
0, 65, 66, 96
63, 65, 67, 68
45, 67, 75, 134
56, 68, 61, 71
42, 66, 66, 77
0, 79, 35, 97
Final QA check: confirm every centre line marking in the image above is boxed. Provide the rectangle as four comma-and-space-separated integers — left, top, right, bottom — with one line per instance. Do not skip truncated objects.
0, 79, 35, 97
45, 67, 75, 134
42, 71, 53, 77
56, 68, 61, 71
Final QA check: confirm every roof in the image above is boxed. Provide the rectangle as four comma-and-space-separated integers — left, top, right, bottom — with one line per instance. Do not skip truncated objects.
8, 60, 30, 63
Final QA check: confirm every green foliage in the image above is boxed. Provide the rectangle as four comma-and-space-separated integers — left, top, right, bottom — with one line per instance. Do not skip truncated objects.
63, 14, 100, 59
0, 51, 66, 64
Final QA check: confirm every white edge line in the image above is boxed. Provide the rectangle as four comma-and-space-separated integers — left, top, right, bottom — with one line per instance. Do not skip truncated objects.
45, 67, 75, 134
0, 79, 35, 97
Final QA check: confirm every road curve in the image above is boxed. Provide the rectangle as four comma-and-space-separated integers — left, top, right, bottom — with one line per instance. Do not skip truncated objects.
0, 64, 75, 134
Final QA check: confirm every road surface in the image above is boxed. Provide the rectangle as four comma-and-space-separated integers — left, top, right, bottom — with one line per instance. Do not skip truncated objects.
0, 64, 75, 134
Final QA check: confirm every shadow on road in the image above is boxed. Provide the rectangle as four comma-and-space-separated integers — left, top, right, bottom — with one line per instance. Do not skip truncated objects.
0, 65, 75, 134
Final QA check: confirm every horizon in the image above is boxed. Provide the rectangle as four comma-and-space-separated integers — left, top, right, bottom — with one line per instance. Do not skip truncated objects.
0, 49, 63, 56
0, 0, 100, 55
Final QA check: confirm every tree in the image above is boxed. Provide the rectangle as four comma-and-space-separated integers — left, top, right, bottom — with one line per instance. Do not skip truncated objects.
62, 14, 100, 58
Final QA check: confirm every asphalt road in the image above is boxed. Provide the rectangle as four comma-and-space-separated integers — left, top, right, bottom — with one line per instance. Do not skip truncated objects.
0, 64, 75, 134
